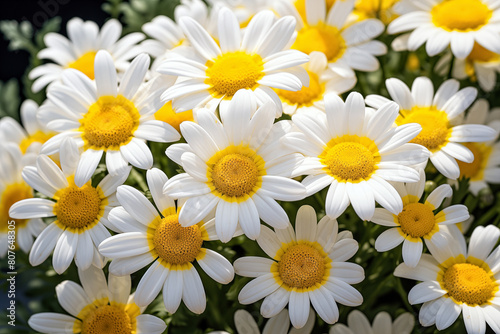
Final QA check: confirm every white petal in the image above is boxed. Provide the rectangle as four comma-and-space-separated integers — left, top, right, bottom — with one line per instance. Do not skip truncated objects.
181, 266, 206, 314
9, 198, 55, 219
120, 138, 153, 170
94, 50, 117, 97
75, 149, 103, 187
134, 261, 169, 307
234, 256, 274, 277
55, 281, 91, 317
53, 230, 78, 274
197, 248, 234, 284
136, 314, 167, 334
408, 281, 447, 304
117, 185, 158, 225
239, 273, 280, 304
29, 222, 63, 266
402, 239, 423, 268
289, 290, 311, 329
163, 269, 183, 314
375, 228, 404, 252
98, 232, 150, 258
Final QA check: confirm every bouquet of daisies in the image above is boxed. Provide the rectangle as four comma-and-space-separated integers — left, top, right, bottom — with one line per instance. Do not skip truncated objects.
2, 0, 500, 333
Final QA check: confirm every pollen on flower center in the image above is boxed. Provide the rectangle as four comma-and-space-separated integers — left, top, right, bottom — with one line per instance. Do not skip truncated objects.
457, 142, 491, 180
205, 51, 264, 98
276, 71, 323, 106
19, 130, 54, 154
443, 262, 496, 305
152, 214, 203, 265
81, 304, 132, 334
54, 182, 104, 232
208, 146, 265, 199
292, 24, 346, 62
68, 51, 97, 80
431, 0, 492, 32
467, 43, 500, 62
1, 183, 32, 232
397, 107, 450, 151
278, 244, 326, 288
80, 95, 140, 150
398, 202, 436, 238
154, 101, 193, 132
320, 136, 379, 182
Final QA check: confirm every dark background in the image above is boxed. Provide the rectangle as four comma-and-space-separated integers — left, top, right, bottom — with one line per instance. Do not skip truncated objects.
0, 0, 108, 82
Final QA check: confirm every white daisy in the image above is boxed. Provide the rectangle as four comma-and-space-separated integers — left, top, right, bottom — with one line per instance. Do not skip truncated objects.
9, 138, 130, 274
99, 167, 234, 314
29, 17, 145, 93
449, 99, 500, 195
330, 310, 415, 334
275, 0, 387, 78
394, 225, 500, 333
28, 265, 166, 334
371, 169, 470, 267
282, 92, 429, 221
38, 50, 181, 181
163, 89, 307, 242
388, 0, 500, 59
0, 100, 55, 165
234, 205, 364, 329
157, 7, 309, 116
207, 0, 274, 27
366, 77, 498, 180
0, 145, 45, 258
276, 51, 356, 116
229, 308, 316, 334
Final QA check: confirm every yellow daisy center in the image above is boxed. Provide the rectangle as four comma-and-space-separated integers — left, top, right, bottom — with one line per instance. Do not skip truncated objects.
19, 130, 55, 154
1, 182, 32, 232
80, 95, 140, 151
54, 181, 105, 233
151, 213, 203, 266
81, 304, 132, 334
292, 23, 346, 62
68, 51, 97, 80
396, 107, 450, 152
294, 0, 336, 22
205, 51, 264, 98
354, 0, 399, 23
431, 0, 492, 32
276, 71, 323, 107
457, 142, 492, 181
320, 135, 380, 182
278, 244, 326, 289
443, 262, 496, 305
207, 145, 265, 201
154, 101, 193, 132
398, 202, 436, 238
468, 43, 500, 63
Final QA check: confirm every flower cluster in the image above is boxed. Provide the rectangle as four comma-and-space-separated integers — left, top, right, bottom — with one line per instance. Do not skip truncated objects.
2, 0, 500, 333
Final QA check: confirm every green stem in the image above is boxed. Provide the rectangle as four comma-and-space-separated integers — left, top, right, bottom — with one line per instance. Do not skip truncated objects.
130, 168, 148, 192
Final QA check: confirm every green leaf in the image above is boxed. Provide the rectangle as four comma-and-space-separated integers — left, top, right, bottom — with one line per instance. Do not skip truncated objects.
0, 79, 21, 121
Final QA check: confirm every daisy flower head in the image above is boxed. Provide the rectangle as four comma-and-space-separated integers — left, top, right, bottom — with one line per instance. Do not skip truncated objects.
330, 310, 415, 334
39, 50, 181, 181
29, 18, 145, 93
452, 99, 500, 195
371, 169, 470, 267
351, 0, 402, 25
394, 224, 500, 333
158, 7, 310, 116
99, 168, 234, 314
366, 77, 498, 180
163, 90, 307, 242
0, 100, 55, 165
276, 51, 357, 116
275, 0, 387, 78
235, 205, 364, 328
282, 91, 429, 221
0, 145, 45, 257
230, 308, 315, 334
28, 265, 167, 334
388, 0, 500, 59
9, 138, 130, 274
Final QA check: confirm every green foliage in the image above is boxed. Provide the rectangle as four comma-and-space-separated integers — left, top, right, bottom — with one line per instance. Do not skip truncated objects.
0, 79, 21, 121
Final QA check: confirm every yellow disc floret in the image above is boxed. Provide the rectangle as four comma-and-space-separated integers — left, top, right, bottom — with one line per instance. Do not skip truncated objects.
457, 142, 492, 181
398, 202, 436, 238
396, 107, 450, 151
54, 181, 105, 232
152, 214, 203, 266
432, 0, 492, 32
278, 244, 326, 289
320, 135, 380, 182
19, 130, 55, 154
443, 262, 496, 305
81, 304, 132, 334
1, 183, 32, 232
207, 146, 265, 201
354, 0, 400, 24
68, 51, 97, 80
468, 43, 500, 63
154, 101, 193, 132
276, 71, 323, 106
292, 24, 346, 62
205, 51, 264, 98
80, 95, 140, 150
